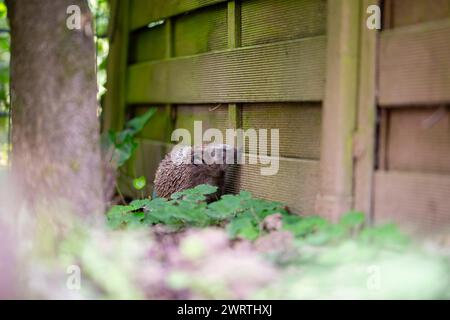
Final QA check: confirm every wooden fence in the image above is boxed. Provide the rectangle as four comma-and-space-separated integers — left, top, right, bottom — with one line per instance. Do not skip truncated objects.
103, 0, 450, 233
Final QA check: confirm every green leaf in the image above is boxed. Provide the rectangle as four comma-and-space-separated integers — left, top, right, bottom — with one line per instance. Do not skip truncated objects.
359, 223, 410, 248
170, 184, 218, 202
207, 194, 242, 219
129, 199, 152, 209
113, 135, 138, 166
126, 107, 157, 136
133, 176, 146, 190
192, 184, 218, 195
283, 215, 328, 237
238, 190, 252, 200
106, 205, 134, 228
304, 224, 346, 245
102, 108, 156, 169
227, 214, 260, 240
339, 211, 365, 228
124, 211, 146, 228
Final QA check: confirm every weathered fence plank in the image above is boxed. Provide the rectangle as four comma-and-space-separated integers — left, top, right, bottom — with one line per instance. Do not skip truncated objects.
130, 0, 227, 31
226, 156, 320, 215
379, 19, 450, 106
374, 170, 450, 233
126, 37, 326, 104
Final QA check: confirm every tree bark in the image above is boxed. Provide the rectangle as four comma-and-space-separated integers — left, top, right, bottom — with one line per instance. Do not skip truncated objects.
6, 0, 104, 216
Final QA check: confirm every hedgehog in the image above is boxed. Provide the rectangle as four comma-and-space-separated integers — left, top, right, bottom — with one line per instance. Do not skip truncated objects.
153, 144, 238, 202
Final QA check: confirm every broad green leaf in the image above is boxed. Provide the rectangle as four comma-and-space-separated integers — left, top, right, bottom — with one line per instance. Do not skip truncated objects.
207, 195, 242, 219
126, 107, 157, 135
192, 184, 218, 195
227, 214, 260, 240
129, 199, 152, 210
283, 215, 328, 237
113, 135, 138, 166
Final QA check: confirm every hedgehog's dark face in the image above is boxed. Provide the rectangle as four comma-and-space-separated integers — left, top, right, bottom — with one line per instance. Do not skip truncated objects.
189, 144, 238, 201
191, 144, 238, 169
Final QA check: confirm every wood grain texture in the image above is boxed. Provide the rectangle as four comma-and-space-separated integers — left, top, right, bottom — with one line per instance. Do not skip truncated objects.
225, 156, 320, 215
126, 36, 326, 104
241, 0, 326, 46
374, 170, 450, 234
129, 0, 227, 31
241, 103, 322, 159
386, 108, 450, 174
379, 19, 450, 106
317, 0, 361, 221
173, 3, 228, 57
354, 0, 379, 219
227, 1, 242, 131
388, 0, 450, 28
129, 22, 167, 63
174, 104, 229, 141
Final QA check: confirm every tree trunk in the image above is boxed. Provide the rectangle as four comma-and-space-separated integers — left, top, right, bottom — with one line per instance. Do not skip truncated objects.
6, 0, 104, 216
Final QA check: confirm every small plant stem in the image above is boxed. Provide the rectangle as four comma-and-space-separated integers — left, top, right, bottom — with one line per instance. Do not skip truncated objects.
115, 183, 126, 205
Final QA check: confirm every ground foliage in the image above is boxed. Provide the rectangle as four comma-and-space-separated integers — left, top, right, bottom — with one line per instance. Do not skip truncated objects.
92, 184, 450, 299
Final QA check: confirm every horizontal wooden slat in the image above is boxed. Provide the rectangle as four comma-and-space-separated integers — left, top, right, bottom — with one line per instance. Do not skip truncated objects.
374, 170, 450, 234
173, 3, 227, 57
226, 156, 320, 214
241, 0, 326, 46
129, 23, 167, 63
386, 108, 450, 173
388, 0, 450, 28
379, 19, 450, 106
242, 103, 322, 159
126, 37, 326, 104
175, 104, 229, 140
129, 0, 227, 31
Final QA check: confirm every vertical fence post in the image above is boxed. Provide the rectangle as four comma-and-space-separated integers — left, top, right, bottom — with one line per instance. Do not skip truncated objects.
354, 0, 379, 222
316, 0, 361, 221
227, 0, 241, 130
103, 0, 130, 132
164, 18, 175, 132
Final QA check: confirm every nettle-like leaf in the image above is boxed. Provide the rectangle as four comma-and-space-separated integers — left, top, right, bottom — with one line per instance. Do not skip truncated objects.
206, 194, 243, 219
129, 198, 152, 209
112, 134, 138, 167
171, 184, 218, 202
102, 107, 157, 168
226, 213, 260, 240
106, 201, 147, 229
126, 108, 157, 136
282, 215, 329, 237
244, 198, 286, 220
106, 184, 409, 250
